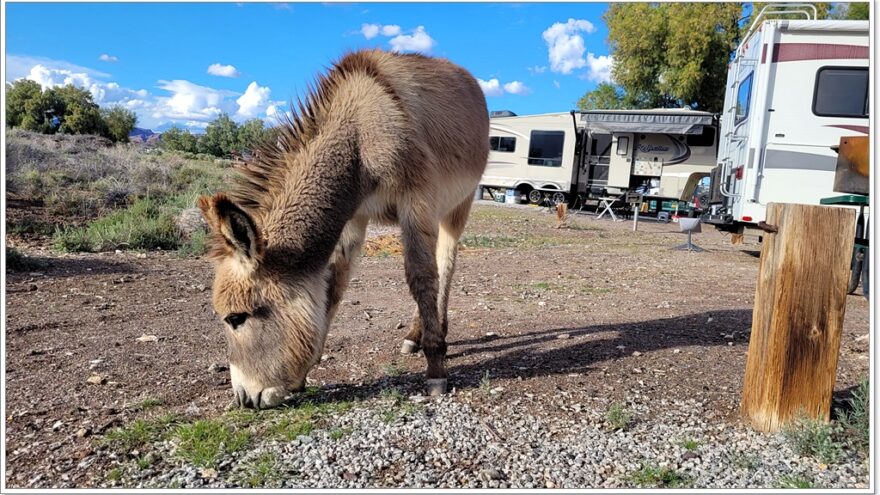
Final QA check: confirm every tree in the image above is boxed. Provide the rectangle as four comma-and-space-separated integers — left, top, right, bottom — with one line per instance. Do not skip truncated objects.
577, 83, 628, 111
102, 106, 138, 143
60, 104, 107, 136
602, 3, 744, 113
834, 2, 869, 19
22, 88, 66, 134
237, 118, 268, 152
5, 80, 43, 127
161, 126, 199, 154
199, 113, 239, 157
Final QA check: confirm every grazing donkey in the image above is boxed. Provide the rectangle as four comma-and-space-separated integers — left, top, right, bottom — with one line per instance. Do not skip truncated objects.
198, 49, 489, 409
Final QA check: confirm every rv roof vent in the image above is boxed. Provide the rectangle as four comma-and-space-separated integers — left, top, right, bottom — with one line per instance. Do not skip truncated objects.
490, 110, 517, 118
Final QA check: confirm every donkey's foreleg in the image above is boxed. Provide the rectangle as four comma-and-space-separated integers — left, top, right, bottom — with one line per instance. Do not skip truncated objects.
400, 213, 445, 395
323, 215, 369, 339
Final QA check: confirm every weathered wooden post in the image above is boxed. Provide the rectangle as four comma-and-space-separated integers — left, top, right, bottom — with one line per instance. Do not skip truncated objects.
740, 203, 856, 432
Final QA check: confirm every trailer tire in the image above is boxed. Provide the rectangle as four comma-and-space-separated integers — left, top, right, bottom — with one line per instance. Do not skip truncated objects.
551, 192, 567, 205
527, 189, 543, 204
847, 220, 865, 294
862, 249, 869, 300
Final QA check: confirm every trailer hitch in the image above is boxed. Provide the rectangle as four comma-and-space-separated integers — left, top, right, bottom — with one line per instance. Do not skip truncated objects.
757, 221, 778, 233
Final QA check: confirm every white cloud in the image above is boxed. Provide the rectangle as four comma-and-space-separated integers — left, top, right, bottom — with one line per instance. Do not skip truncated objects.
389, 26, 435, 53
553, 80, 561, 89
24, 64, 149, 110
361, 23, 381, 39
207, 63, 241, 78
381, 24, 401, 36
154, 79, 235, 122
6, 55, 110, 82
236, 81, 272, 119
503, 81, 530, 95
528, 65, 547, 75
584, 54, 613, 83
99, 54, 118, 63
478, 78, 504, 97
542, 18, 596, 74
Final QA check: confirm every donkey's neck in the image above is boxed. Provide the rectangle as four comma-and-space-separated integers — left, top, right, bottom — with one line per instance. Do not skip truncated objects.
261, 117, 369, 274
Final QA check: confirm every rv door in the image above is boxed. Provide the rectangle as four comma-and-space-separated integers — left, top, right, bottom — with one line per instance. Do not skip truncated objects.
608, 133, 633, 189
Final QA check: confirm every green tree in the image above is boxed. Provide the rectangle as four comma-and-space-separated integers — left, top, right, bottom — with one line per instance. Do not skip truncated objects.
161, 126, 199, 154
22, 88, 66, 134
199, 113, 239, 157
60, 104, 107, 136
102, 106, 138, 143
602, 3, 743, 113
237, 118, 268, 152
5, 80, 43, 128
834, 2, 869, 19
577, 83, 628, 111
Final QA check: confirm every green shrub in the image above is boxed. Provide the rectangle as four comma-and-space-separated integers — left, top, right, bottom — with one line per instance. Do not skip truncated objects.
838, 378, 870, 454
782, 414, 842, 464
173, 420, 251, 468
52, 197, 180, 252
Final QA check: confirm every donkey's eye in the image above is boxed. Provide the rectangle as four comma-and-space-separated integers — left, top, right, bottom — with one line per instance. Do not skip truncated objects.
224, 312, 249, 330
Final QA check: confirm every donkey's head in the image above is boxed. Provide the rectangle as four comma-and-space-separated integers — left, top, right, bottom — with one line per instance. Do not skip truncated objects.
198, 193, 328, 409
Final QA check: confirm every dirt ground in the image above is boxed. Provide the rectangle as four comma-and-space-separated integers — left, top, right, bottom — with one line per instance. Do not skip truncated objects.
4, 201, 870, 488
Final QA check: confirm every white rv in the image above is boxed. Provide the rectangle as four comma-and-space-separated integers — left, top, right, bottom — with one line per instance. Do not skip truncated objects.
481, 109, 719, 206
704, 5, 870, 235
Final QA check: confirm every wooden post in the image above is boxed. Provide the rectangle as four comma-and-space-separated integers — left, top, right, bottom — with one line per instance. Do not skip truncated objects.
741, 203, 856, 432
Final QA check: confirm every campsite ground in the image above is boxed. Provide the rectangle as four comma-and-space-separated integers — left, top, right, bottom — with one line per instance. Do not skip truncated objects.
5, 201, 870, 488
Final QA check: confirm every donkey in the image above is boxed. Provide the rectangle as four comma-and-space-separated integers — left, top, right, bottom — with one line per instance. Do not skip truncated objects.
198, 49, 489, 409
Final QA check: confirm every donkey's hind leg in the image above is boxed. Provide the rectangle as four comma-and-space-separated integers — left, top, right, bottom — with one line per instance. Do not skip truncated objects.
325, 215, 369, 328
400, 198, 471, 355
399, 207, 446, 394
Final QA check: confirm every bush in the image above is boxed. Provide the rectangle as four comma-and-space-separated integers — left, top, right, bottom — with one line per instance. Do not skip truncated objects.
782, 414, 842, 464
838, 378, 870, 454
102, 106, 138, 143
52, 197, 181, 252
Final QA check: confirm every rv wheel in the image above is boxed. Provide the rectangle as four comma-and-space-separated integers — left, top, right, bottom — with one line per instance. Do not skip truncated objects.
551, 192, 566, 204
528, 189, 543, 204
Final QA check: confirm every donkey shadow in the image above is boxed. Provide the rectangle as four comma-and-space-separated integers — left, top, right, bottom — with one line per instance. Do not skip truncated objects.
295, 308, 754, 407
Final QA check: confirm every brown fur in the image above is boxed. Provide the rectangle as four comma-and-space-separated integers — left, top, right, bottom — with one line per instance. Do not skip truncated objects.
200, 49, 489, 408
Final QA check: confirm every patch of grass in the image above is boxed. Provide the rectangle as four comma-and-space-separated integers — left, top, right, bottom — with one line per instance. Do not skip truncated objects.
379, 388, 404, 402
626, 463, 690, 488
176, 229, 210, 257
53, 197, 180, 252
838, 378, 870, 454
329, 427, 353, 440
775, 473, 814, 489
459, 234, 520, 249
105, 467, 123, 483
382, 363, 406, 377
5, 246, 47, 271
7, 219, 56, 236
234, 452, 282, 488
102, 413, 182, 452
530, 282, 552, 290
605, 403, 632, 431
479, 371, 492, 393
377, 388, 419, 423
681, 438, 699, 451
133, 397, 164, 410
782, 414, 842, 464
173, 419, 251, 468
136, 454, 155, 470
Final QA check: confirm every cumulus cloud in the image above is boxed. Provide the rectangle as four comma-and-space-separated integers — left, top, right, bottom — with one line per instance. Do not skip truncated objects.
207, 63, 241, 78
361, 23, 381, 39
24, 64, 149, 109
478, 78, 503, 97
389, 26, 435, 53
154, 79, 235, 121
583, 53, 613, 83
542, 18, 597, 74
478, 78, 530, 97
6, 55, 110, 82
236, 81, 272, 119
381, 24, 401, 36
503, 81, 530, 95
99, 54, 118, 63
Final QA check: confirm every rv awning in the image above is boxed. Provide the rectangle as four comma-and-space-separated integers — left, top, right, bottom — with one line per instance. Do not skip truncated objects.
579, 110, 715, 135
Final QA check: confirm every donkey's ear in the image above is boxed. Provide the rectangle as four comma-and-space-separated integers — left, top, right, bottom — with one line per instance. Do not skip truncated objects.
198, 193, 264, 261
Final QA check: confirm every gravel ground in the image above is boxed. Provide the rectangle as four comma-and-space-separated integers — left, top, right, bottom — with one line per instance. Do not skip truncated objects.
103, 390, 868, 490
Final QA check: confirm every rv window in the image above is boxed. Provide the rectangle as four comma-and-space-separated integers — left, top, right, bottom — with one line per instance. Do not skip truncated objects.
616, 136, 630, 155
527, 130, 565, 167
686, 126, 716, 147
489, 136, 517, 152
813, 67, 869, 118
735, 72, 754, 125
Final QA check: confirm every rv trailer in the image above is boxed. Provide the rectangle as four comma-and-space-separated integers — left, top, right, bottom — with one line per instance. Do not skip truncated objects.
480, 109, 719, 209
703, 5, 870, 236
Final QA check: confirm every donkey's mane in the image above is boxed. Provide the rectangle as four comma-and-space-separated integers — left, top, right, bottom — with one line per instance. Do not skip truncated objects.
227, 50, 421, 216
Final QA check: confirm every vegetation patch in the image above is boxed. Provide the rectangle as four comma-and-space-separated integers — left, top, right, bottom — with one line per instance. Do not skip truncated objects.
775, 473, 815, 489
605, 403, 632, 431
230, 452, 285, 488
626, 463, 690, 488
102, 414, 182, 453
837, 378, 869, 455
173, 420, 251, 468
782, 414, 842, 464
53, 197, 180, 252
5, 246, 47, 272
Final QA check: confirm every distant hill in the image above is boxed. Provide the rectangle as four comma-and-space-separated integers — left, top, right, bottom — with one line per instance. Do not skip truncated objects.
128, 127, 160, 144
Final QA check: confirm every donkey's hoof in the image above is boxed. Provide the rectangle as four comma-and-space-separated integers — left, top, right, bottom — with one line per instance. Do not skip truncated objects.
426, 378, 448, 396
400, 339, 421, 355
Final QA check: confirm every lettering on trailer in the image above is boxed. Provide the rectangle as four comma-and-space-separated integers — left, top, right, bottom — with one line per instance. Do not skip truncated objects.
637, 144, 670, 153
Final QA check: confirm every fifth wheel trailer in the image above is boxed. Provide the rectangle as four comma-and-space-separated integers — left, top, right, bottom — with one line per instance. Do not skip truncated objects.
703, 5, 869, 236
480, 109, 719, 207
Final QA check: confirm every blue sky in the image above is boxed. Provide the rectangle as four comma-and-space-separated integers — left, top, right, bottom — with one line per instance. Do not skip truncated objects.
5, 2, 612, 131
